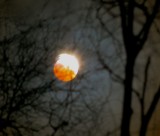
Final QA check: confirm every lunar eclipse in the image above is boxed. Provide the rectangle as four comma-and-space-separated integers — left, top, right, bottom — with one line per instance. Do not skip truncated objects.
53, 53, 79, 82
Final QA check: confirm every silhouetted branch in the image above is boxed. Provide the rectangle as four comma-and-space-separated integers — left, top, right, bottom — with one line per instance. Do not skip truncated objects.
140, 56, 151, 117
137, 0, 160, 47
145, 86, 160, 124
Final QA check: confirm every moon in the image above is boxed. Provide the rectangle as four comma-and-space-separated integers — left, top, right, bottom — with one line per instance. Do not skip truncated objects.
53, 53, 79, 82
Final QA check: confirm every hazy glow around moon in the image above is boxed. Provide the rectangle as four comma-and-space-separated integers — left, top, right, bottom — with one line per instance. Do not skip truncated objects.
53, 53, 79, 82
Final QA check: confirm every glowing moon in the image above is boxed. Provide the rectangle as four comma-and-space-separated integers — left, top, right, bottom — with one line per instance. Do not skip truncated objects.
53, 53, 79, 82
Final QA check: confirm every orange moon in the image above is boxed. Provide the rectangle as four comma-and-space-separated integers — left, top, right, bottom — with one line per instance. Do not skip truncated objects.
53, 53, 79, 82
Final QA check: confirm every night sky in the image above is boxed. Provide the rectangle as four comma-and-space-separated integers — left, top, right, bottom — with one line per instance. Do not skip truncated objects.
0, 0, 160, 136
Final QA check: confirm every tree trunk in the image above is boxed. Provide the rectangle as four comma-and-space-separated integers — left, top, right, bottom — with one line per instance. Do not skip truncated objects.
120, 54, 136, 136
140, 119, 147, 136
